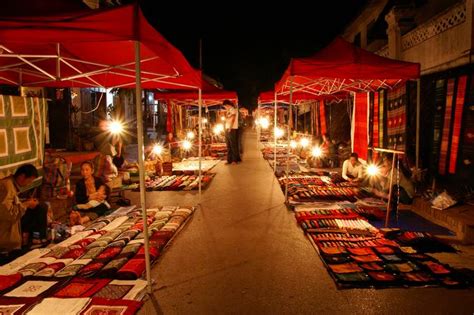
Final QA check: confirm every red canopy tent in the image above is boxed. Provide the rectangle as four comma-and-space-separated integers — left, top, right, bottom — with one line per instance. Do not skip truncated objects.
275, 37, 421, 203
275, 37, 420, 97
0, 4, 200, 89
0, 3, 203, 294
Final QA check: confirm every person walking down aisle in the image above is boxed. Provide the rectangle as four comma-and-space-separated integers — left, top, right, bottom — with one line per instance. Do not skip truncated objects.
224, 99, 241, 164
0, 164, 49, 264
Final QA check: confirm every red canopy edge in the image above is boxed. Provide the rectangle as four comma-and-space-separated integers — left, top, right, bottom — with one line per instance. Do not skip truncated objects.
0, 4, 201, 89
276, 37, 420, 95
259, 90, 348, 104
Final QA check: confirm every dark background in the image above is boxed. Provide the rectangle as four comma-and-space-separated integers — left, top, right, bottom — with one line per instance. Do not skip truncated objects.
139, 1, 368, 108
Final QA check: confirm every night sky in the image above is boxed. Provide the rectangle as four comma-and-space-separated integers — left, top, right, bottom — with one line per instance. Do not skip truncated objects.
140, 1, 368, 107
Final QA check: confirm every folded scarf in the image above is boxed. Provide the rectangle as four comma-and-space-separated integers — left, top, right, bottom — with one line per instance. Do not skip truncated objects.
359, 262, 384, 271
27, 297, 91, 314
368, 271, 397, 282
62, 247, 87, 260
328, 263, 363, 274
347, 247, 375, 256
350, 255, 382, 263
116, 259, 146, 280
96, 258, 129, 278
4, 280, 59, 298
84, 221, 108, 232
96, 247, 122, 261
386, 262, 418, 273
41, 246, 69, 259
402, 272, 435, 283
76, 261, 104, 278
136, 246, 160, 261
318, 246, 347, 255
115, 230, 140, 243
55, 259, 92, 278
119, 243, 142, 259
81, 247, 105, 260
53, 278, 111, 298
334, 272, 370, 283
107, 239, 127, 248
0, 273, 22, 293
422, 261, 451, 275
373, 247, 395, 255
18, 262, 48, 277
34, 259, 73, 277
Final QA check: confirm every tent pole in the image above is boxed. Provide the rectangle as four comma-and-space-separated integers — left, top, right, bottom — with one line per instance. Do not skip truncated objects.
257, 103, 261, 149
274, 91, 277, 171
285, 76, 293, 202
384, 152, 397, 227
135, 40, 152, 294
416, 79, 420, 171
198, 88, 202, 203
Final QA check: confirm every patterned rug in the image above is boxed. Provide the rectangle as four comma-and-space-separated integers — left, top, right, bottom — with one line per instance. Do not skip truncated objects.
386, 85, 407, 151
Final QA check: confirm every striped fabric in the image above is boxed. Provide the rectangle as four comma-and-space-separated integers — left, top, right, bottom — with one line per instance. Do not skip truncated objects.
353, 93, 368, 161
386, 85, 407, 151
372, 92, 379, 161
378, 90, 385, 147
449, 75, 467, 174
431, 79, 446, 172
439, 78, 455, 175
320, 100, 327, 135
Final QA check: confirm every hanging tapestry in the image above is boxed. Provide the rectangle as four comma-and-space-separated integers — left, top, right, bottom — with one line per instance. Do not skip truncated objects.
438, 78, 455, 174
372, 92, 379, 161
460, 75, 474, 176
431, 79, 446, 172
352, 93, 368, 161
378, 90, 385, 147
319, 100, 327, 136
0, 96, 47, 179
449, 75, 467, 174
386, 85, 407, 151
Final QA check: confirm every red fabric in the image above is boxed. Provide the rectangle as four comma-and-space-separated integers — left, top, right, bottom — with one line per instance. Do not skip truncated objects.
0, 273, 22, 292
275, 38, 420, 95
372, 92, 379, 161
353, 93, 369, 161
96, 247, 122, 260
0, 4, 200, 89
449, 75, 467, 174
319, 100, 327, 135
80, 297, 143, 315
53, 278, 111, 298
166, 101, 173, 133
117, 259, 146, 280
439, 79, 455, 175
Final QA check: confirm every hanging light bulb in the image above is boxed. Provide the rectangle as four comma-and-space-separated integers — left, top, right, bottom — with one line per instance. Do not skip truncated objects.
186, 131, 195, 140
367, 164, 380, 177
290, 140, 297, 149
274, 127, 284, 139
259, 117, 270, 129
311, 146, 323, 158
213, 123, 224, 135
108, 120, 124, 135
300, 138, 310, 148
152, 144, 163, 156
202, 118, 208, 124
182, 140, 192, 151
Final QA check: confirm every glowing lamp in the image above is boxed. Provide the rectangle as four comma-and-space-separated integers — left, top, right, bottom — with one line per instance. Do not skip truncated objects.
220, 116, 226, 121
300, 138, 310, 148
202, 118, 208, 124
259, 117, 270, 129
311, 146, 323, 158
213, 123, 224, 135
152, 144, 163, 156
274, 127, 284, 139
182, 140, 192, 151
290, 140, 297, 149
367, 164, 380, 177
108, 120, 124, 135
186, 131, 195, 140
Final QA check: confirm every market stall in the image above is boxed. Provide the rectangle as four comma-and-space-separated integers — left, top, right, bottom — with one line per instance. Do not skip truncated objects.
0, 3, 203, 305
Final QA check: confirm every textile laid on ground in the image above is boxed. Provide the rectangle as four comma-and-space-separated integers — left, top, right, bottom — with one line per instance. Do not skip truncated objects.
386, 84, 407, 151
0, 96, 47, 178
0, 205, 195, 314
172, 159, 220, 172
141, 173, 216, 191
294, 204, 469, 289
279, 175, 368, 204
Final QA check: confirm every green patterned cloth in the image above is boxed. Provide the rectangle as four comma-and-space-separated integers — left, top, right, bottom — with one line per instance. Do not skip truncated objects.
0, 96, 47, 179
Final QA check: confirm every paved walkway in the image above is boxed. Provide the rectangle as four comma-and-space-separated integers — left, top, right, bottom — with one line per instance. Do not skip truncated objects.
132, 130, 474, 315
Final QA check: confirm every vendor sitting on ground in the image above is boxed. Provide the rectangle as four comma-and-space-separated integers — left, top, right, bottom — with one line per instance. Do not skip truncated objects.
371, 156, 415, 204
342, 152, 363, 183
70, 161, 110, 226
0, 164, 49, 263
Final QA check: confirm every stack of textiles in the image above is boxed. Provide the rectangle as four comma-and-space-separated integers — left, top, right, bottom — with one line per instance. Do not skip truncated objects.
140, 174, 216, 191
279, 175, 369, 204
0, 205, 196, 314
293, 204, 470, 289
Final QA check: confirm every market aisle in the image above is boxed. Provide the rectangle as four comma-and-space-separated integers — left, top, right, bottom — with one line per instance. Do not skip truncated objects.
136, 130, 474, 315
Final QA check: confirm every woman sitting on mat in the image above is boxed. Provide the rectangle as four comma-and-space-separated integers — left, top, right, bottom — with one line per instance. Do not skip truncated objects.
70, 161, 110, 226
